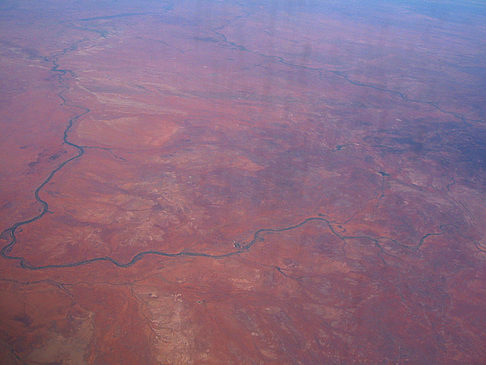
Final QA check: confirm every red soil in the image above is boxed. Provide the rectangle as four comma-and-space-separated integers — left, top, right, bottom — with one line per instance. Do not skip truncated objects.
1, 0, 486, 363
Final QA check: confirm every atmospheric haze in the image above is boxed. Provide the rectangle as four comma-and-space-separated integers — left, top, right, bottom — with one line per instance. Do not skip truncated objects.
0, 0, 485, 364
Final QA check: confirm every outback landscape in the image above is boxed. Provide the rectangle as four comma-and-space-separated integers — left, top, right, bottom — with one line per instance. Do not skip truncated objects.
1, 0, 486, 363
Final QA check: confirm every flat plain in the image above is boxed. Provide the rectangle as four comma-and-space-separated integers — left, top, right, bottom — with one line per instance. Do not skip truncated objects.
1, 0, 486, 363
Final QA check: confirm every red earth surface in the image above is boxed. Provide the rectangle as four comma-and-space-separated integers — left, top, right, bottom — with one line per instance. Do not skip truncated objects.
1, 0, 486, 363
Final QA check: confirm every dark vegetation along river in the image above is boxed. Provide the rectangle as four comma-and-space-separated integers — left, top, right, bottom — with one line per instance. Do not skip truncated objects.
0, 0, 485, 363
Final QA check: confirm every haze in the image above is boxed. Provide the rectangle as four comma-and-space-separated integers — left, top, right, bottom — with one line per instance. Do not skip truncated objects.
1, 0, 485, 363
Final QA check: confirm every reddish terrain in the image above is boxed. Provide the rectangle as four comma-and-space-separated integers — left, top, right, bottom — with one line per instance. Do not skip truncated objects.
1, 0, 486, 363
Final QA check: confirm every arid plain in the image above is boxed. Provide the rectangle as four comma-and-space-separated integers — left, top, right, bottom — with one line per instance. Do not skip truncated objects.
1, 0, 486, 363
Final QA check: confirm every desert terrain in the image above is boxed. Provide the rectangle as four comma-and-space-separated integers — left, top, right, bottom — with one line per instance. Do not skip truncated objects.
1, 0, 486, 363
